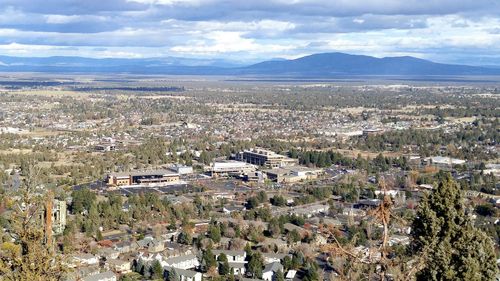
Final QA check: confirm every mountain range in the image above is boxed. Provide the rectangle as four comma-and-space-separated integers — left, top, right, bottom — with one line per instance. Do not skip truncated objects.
1, 52, 499, 76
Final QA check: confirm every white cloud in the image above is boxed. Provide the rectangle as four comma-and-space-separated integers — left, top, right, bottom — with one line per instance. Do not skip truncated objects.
44, 14, 108, 24
126, 0, 201, 5
170, 31, 295, 56
0, 2, 499, 64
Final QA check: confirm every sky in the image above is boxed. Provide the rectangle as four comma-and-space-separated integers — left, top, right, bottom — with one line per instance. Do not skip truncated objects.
0, 0, 499, 65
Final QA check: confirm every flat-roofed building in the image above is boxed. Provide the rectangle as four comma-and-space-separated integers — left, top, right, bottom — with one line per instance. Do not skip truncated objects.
107, 169, 180, 186
237, 148, 297, 168
263, 166, 323, 183
211, 161, 256, 177
171, 165, 194, 175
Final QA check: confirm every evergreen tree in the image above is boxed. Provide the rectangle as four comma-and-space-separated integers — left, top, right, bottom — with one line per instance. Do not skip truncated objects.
208, 224, 221, 243
303, 262, 319, 281
227, 269, 236, 281
411, 174, 497, 281
151, 260, 164, 280
275, 269, 285, 281
167, 268, 179, 281
247, 251, 264, 278
282, 255, 292, 271
202, 248, 217, 271
217, 253, 230, 275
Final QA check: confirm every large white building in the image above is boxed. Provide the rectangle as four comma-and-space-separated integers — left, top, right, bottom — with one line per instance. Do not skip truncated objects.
107, 169, 180, 186
211, 161, 256, 177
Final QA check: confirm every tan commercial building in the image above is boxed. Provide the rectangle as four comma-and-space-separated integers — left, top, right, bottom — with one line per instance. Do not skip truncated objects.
237, 148, 297, 168
107, 169, 180, 186
263, 166, 323, 183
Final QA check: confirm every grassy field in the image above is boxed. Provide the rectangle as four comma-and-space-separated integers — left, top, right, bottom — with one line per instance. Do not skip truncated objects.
8, 89, 91, 98
335, 148, 403, 159
18, 128, 61, 137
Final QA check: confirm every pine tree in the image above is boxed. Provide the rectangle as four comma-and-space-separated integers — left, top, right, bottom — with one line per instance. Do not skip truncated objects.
247, 251, 264, 278
275, 269, 285, 281
202, 248, 216, 271
151, 260, 164, 280
167, 268, 179, 281
411, 174, 497, 281
217, 253, 230, 275
208, 224, 221, 243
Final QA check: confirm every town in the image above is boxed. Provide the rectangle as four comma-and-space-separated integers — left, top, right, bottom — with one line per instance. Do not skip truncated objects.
0, 74, 498, 281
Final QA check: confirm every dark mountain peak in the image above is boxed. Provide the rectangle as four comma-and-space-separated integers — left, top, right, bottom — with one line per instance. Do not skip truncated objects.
242, 52, 500, 76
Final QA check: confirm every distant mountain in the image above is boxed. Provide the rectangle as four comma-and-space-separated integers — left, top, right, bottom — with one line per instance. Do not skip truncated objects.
240, 53, 500, 76
0, 52, 499, 76
0, 55, 241, 73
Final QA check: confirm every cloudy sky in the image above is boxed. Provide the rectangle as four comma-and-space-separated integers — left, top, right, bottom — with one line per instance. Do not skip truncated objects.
0, 0, 499, 65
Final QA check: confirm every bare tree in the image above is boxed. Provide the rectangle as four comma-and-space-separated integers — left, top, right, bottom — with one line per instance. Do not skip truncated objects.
320, 177, 411, 281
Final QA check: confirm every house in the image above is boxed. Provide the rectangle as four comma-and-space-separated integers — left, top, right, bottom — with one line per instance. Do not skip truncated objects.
212, 192, 235, 200
215, 217, 269, 231
212, 250, 246, 262
321, 218, 343, 227
106, 259, 131, 274
67, 265, 100, 281
148, 239, 165, 252
168, 195, 193, 205
262, 262, 284, 281
163, 254, 200, 270
289, 204, 330, 218
97, 248, 120, 260
164, 242, 192, 257
228, 261, 247, 275
258, 238, 289, 251
71, 253, 99, 267
137, 251, 164, 264
213, 250, 247, 275
283, 223, 309, 236
263, 253, 288, 264
165, 266, 202, 281
342, 207, 366, 217
222, 205, 246, 214
82, 271, 116, 281
388, 235, 410, 246
137, 237, 165, 253
113, 240, 137, 254
162, 230, 179, 242
355, 199, 381, 209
